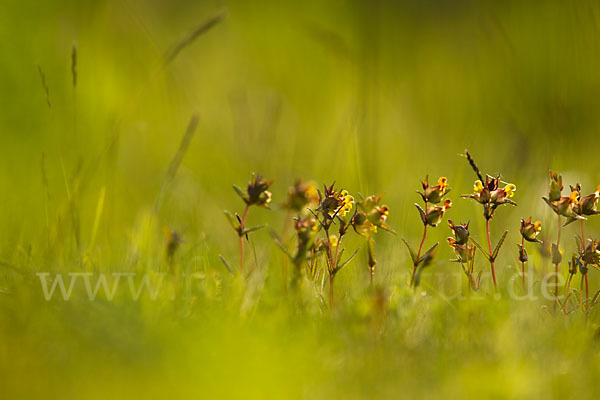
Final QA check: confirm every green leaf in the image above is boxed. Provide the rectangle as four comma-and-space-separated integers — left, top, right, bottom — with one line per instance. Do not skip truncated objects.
337, 248, 360, 270
469, 237, 491, 261
379, 222, 397, 235
413, 259, 434, 288
418, 242, 438, 267
551, 243, 562, 265
232, 184, 248, 203
475, 270, 483, 288
542, 197, 557, 212
243, 224, 267, 235
414, 203, 427, 225
268, 228, 293, 260
413, 265, 424, 288
589, 290, 600, 308
491, 230, 508, 261
224, 210, 240, 230
402, 238, 418, 265
575, 234, 584, 254
562, 217, 584, 227
218, 254, 234, 275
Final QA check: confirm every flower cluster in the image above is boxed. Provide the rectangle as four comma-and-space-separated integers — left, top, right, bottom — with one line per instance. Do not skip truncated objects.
520, 217, 542, 243
235, 173, 273, 208
404, 176, 453, 288
447, 220, 479, 290
516, 217, 542, 289
542, 172, 599, 226
352, 194, 394, 283
415, 176, 453, 227
541, 170, 600, 310
226, 173, 274, 271
417, 176, 451, 204
463, 175, 516, 220
318, 183, 354, 219
223, 161, 598, 314
461, 150, 515, 290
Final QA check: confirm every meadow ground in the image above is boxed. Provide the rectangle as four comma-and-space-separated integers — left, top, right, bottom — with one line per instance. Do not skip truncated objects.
2, 1, 600, 398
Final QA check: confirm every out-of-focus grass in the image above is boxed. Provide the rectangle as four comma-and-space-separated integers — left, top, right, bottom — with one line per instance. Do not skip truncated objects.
2, 0, 600, 398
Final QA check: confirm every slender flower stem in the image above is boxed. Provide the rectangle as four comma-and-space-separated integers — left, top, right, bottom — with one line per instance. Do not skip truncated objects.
580, 219, 589, 302
410, 223, 428, 287
239, 205, 250, 272
486, 218, 497, 290
521, 236, 526, 289
556, 217, 561, 305
333, 236, 342, 269
324, 222, 336, 309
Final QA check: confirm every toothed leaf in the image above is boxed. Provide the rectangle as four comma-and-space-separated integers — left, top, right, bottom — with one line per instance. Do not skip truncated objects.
575, 234, 584, 254
243, 224, 267, 235
415, 203, 427, 225
418, 242, 438, 266
337, 248, 360, 270
224, 210, 240, 231
218, 254, 234, 275
402, 238, 418, 265
268, 228, 293, 260
492, 230, 508, 261
470, 237, 491, 261
232, 184, 248, 203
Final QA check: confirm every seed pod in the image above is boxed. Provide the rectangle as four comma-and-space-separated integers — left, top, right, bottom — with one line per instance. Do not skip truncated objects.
551, 243, 562, 265
425, 199, 452, 227
418, 176, 451, 204
548, 170, 563, 202
448, 220, 470, 245
518, 244, 528, 263
578, 186, 600, 216
568, 255, 579, 275
520, 217, 542, 243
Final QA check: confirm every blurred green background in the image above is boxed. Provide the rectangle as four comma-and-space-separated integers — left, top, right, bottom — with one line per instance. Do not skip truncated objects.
2, 0, 600, 398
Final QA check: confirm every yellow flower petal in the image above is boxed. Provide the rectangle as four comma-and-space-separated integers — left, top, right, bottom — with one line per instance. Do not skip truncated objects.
329, 235, 338, 247
438, 176, 448, 190
443, 199, 452, 210
505, 184, 516, 198
473, 180, 484, 194
569, 191, 579, 204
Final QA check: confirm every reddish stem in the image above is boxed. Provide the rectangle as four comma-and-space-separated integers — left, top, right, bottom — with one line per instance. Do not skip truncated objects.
323, 223, 337, 309
411, 223, 428, 286
486, 218, 497, 290
521, 236, 526, 289
553, 215, 561, 311
581, 219, 589, 302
